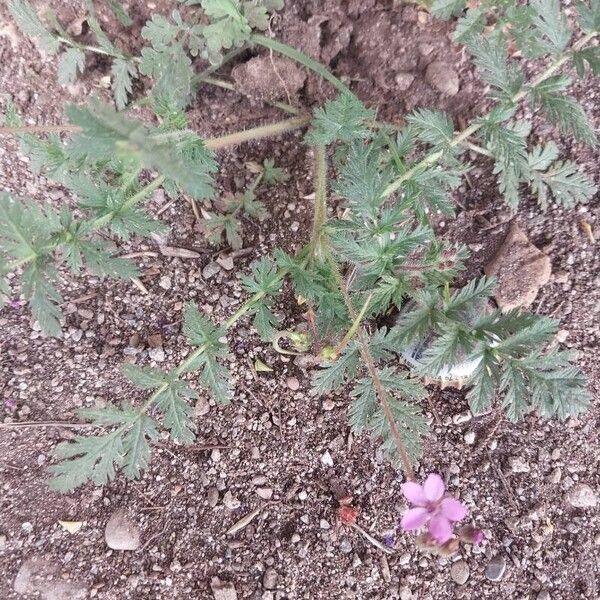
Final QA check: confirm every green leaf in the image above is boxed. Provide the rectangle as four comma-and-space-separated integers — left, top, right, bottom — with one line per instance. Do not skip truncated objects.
62, 237, 139, 279
240, 257, 281, 295
306, 93, 375, 145
312, 343, 361, 395
262, 158, 289, 184
406, 109, 455, 149
155, 382, 196, 443
531, 75, 597, 145
572, 46, 600, 77
107, 0, 133, 26
182, 303, 233, 403
67, 100, 217, 198
466, 348, 500, 415
8, 0, 60, 54
467, 34, 523, 100
202, 0, 251, 57
528, 144, 597, 207
122, 364, 169, 389
431, 0, 467, 20
22, 261, 63, 336
577, 0, 600, 33
57, 48, 86, 85
530, 0, 571, 55
453, 8, 486, 43
111, 58, 137, 110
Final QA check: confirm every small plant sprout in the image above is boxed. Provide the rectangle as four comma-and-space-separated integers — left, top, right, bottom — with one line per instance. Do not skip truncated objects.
1, 0, 599, 558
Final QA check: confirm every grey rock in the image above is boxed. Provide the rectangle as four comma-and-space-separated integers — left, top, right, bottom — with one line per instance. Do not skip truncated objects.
207, 487, 219, 508
567, 484, 597, 508
510, 457, 531, 473
484, 555, 507, 581
339, 538, 353, 554
210, 577, 238, 600
105, 509, 140, 550
395, 72, 415, 91
202, 262, 221, 280
148, 347, 165, 362
450, 559, 469, 585
425, 61, 459, 96
262, 567, 278, 590
14, 557, 87, 599
537, 591, 551, 600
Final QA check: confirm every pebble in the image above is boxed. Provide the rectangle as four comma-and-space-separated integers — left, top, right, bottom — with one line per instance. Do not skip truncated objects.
207, 487, 219, 508
484, 555, 507, 581
319, 519, 331, 530
216, 255, 234, 271
322, 399, 335, 411
202, 262, 220, 280
464, 431, 476, 445
510, 457, 531, 473
159, 276, 171, 290
262, 568, 278, 590
425, 61, 459, 96
549, 467, 562, 484
567, 483, 597, 508
286, 376, 300, 391
14, 557, 88, 599
105, 509, 140, 551
320, 451, 334, 467
256, 487, 273, 500
537, 591, 551, 600
210, 576, 238, 600
450, 560, 469, 585
398, 552, 411, 565
340, 538, 353, 554
195, 397, 211, 416
77, 308, 94, 320
395, 72, 415, 91
223, 491, 241, 510
148, 347, 165, 362
453, 411, 472, 425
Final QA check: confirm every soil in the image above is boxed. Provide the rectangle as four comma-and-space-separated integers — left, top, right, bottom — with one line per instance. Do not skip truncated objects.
1, 1, 599, 599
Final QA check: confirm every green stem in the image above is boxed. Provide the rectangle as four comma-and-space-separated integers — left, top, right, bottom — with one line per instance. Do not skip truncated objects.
251, 33, 353, 96
382, 31, 598, 198
333, 292, 373, 358
204, 115, 310, 149
325, 251, 415, 481
308, 145, 328, 260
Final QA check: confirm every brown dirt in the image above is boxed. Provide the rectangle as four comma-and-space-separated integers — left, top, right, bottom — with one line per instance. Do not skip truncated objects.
1, 1, 599, 599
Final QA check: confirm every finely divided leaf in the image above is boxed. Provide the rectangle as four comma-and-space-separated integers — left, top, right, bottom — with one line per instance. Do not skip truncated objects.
111, 59, 137, 110
8, 0, 60, 54
57, 48, 86, 85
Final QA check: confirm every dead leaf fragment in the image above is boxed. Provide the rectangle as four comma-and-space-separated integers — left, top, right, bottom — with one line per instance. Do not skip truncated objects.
58, 520, 83, 534
254, 359, 273, 373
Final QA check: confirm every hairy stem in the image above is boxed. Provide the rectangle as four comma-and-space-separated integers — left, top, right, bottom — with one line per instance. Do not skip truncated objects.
251, 34, 353, 96
333, 292, 373, 358
327, 253, 416, 480
308, 145, 328, 260
382, 31, 598, 197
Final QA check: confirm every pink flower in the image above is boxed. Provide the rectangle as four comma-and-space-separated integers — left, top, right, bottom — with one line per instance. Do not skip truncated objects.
400, 473, 467, 544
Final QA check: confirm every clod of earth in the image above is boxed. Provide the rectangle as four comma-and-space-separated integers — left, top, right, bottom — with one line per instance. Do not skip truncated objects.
425, 61, 460, 96
14, 557, 87, 599
484, 223, 552, 311
210, 577, 238, 600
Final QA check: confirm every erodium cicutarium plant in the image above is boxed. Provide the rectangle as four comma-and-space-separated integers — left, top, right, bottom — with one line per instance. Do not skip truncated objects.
1, 0, 599, 554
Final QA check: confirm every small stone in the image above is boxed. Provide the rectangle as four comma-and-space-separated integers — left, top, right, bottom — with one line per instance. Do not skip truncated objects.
202, 262, 221, 280
256, 487, 273, 500
207, 487, 219, 508
210, 576, 238, 600
484, 555, 507, 581
398, 552, 411, 566
148, 347, 165, 362
216, 255, 235, 271
484, 223, 552, 311
147, 334, 163, 348
379, 555, 391, 582
320, 451, 334, 467
14, 556, 87, 599
399, 586, 414, 600
195, 397, 210, 416
77, 308, 94, 320
339, 538, 352, 554
464, 431, 476, 445
567, 483, 597, 508
104, 509, 140, 551
450, 560, 470, 585
549, 467, 562, 484
537, 591, 551, 600
509, 457, 530, 473
319, 519, 331, 530
322, 399, 335, 411
262, 568, 278, 590
453, 411, 472, 425
425, 61, 459, 96
298, 490, 308, 501
286, 376, 300, 391
223, 491, 241, 511
159, 276, 171, 290
71, 329, 83, 342
395, 72, 415, 91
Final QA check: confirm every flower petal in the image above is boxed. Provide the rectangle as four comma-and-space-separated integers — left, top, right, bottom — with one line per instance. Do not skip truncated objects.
401, 481, 427, 506
423, 473, 445, 502
428, 515, 453, 544
400, 507, 430, 531
440, 497, 467, 522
